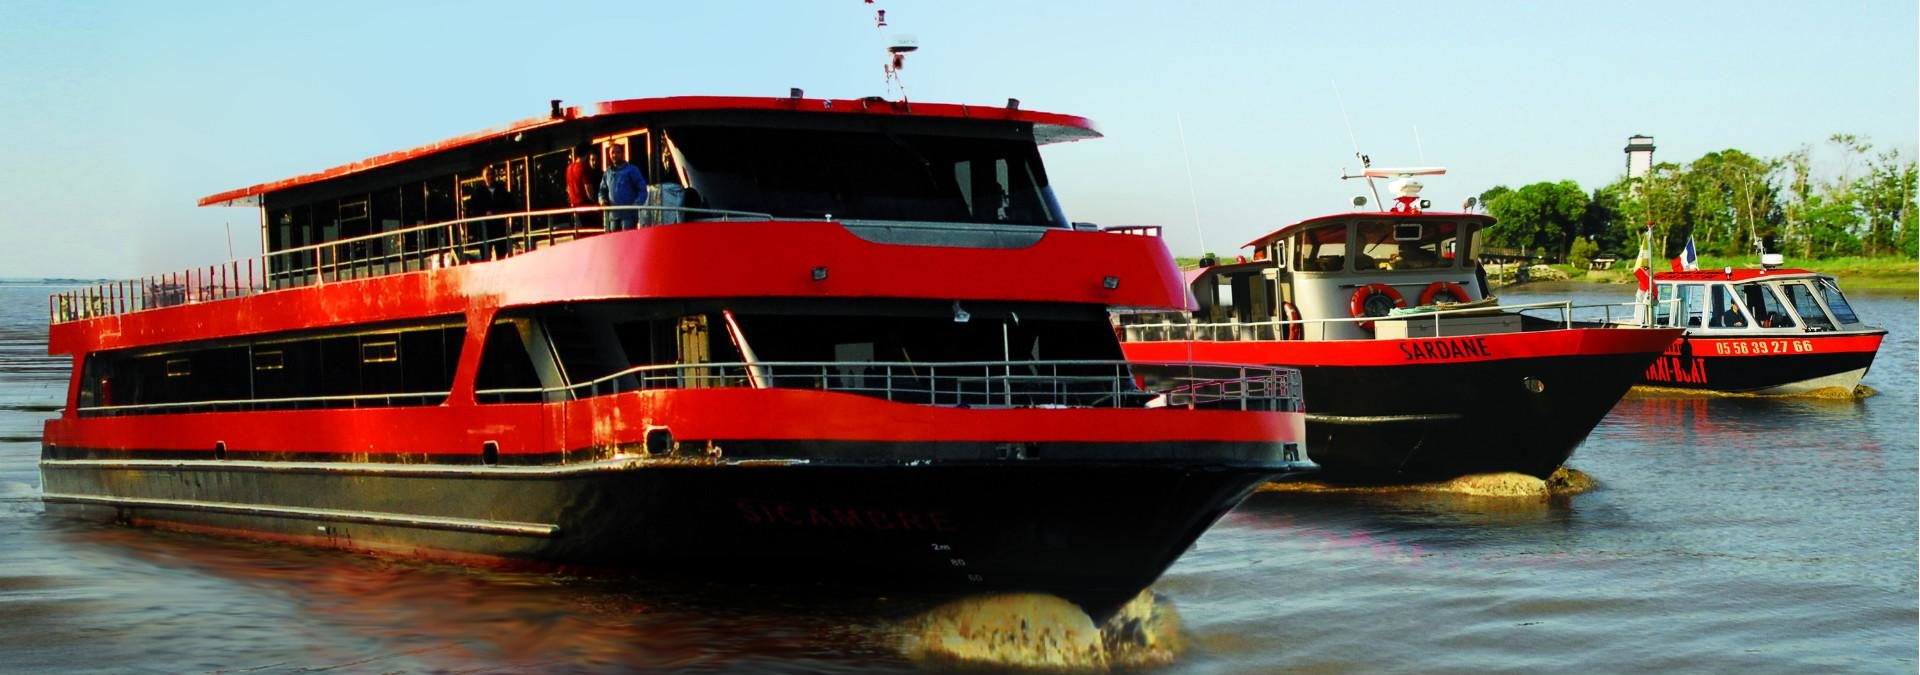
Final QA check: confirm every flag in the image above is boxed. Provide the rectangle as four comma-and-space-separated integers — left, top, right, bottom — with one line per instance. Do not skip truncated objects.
1634, 267, 1652, 293
1669, 237, 1698, 272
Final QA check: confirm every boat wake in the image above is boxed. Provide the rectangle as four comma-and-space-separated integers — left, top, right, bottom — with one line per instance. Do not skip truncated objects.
1628, 384, 1876, 400
900, 589, 1184, 670
1260, 466, 1597, 499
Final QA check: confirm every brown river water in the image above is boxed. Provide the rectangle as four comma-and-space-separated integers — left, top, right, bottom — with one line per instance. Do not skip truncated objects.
0, 281, 1912, 673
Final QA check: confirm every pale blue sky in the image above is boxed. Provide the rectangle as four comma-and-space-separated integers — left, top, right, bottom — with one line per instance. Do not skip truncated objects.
0, 1, 1913, 277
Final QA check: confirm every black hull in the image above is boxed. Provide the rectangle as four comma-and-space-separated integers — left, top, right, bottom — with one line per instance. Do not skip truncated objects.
1637, 350, 1877, 394
1138, 352, 1652, 481
1298, 352, 1653, 480
41, 443, 1301, 619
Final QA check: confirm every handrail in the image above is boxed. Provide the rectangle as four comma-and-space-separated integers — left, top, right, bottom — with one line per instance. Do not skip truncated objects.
476, 359, 1304, 412
48, 205, 775, 325
69, 359, 1303, 415
1123, 298, 1678, 342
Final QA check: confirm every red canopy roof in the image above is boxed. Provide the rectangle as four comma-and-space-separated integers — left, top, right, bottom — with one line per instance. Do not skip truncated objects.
1654, 268, 1818, 283
199, 96, 1101, 207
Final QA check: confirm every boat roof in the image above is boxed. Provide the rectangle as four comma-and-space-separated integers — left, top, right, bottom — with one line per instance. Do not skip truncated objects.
1240, 211, 1495, 250
199, 95, 1101, 207
1654, 268, 1821, 283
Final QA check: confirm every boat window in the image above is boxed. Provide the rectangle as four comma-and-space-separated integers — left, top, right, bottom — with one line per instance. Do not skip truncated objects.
1817, 279, 1861, 324
1653, 284, 1675, 325
668, 126, 1065, 227
1705, 284, 1750, 329
78, 321, 465, 416
1356, 220, 1459, 271
1678, 284, 1706, 327
1740, 283, 1792, 328
1292, 224, 1349, 272
476, 320, 544, 403
1781, 283, 1835, 331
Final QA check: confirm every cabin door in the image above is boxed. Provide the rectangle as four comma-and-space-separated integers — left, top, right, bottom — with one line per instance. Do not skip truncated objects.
677, 315, 710, 387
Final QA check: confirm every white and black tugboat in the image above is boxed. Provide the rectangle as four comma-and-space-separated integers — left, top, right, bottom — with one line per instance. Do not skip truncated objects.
1117, 168, 1682, 481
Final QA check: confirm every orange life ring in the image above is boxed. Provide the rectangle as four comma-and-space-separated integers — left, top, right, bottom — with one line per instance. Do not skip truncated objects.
1349, 284, 1406, 330
1280, 302, 1304, 340
1418, 281, 1470, 306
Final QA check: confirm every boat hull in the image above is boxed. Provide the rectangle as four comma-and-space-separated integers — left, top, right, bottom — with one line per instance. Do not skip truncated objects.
1636, 332, 1885, 395
1123, 328, 1681, 481
42, 442, 1296, 620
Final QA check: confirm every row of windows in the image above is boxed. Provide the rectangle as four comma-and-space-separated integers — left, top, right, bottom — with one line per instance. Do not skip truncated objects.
1654, 279, 1861, 331
76, 299, 1124, 414
80, 323, 465, 414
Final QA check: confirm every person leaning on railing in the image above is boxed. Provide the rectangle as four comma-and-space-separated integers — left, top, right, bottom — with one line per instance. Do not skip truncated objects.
566, 147, 602, 230
600, 146, 647, 231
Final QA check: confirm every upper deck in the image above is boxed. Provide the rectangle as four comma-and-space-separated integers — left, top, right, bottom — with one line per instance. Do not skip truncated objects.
48, 96, 1197, 353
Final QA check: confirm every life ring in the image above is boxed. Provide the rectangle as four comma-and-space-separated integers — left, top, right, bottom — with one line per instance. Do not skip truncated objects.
1418, 281, 1471, 306
1280, 302, 1304, 340
1349, 284, 1406, 331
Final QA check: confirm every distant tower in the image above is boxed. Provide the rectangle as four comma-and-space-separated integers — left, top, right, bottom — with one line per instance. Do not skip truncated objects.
1624, 135, 1655, 179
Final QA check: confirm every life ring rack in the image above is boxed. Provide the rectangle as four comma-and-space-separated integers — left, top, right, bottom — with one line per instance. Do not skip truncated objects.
1279, 302, 1303, 340
1418, 281, 1471, 306
1349, 284, 1406, 331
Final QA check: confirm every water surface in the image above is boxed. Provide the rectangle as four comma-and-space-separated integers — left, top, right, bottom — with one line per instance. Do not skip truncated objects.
0, 282, 1912, 672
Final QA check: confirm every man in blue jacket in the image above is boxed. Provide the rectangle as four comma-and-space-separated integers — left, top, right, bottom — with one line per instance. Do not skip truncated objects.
599, 145, 647, 231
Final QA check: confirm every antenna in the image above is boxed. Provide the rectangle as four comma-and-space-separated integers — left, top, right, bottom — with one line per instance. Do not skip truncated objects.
224, 221, 234, 259
869, 1, 916, 101
1331, 80, 1383, 211
1412, 124, 1427, 164
1176, 112, 1208, 255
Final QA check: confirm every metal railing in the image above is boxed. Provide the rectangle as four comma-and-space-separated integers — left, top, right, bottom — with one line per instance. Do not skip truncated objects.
1122, 299, 1675, 342
65, 360, 1302, 416
478, 359, 1304, 412
49, 205, 774, 324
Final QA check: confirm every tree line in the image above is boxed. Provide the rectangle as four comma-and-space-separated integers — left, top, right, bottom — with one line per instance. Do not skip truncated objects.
1476, 134, 1918, 265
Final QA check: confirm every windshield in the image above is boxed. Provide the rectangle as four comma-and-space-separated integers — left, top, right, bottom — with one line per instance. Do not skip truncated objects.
1817, 279, 1861, 324
667, 126, 1066, 227
1781, 283, 1835, 331
1354, 220, 1463, 271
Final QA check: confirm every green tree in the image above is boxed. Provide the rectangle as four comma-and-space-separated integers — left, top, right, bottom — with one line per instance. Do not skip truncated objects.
1484, 180, 1590, 260
1856, 148, 1917, 257
1685, 150, 1782, 256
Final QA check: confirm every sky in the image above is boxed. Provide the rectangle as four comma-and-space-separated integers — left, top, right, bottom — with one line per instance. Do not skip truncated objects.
0, 0, 1913, 278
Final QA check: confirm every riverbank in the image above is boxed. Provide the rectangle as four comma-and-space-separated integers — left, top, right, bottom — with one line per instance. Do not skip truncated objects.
1496, 255, 1916, 292
1175, 255, 1916, 292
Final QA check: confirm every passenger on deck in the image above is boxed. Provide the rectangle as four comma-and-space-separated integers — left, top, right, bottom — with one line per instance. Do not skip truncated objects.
600, 146, 647, 231
566, 147, 602, 230
648, 151, 686, 226
466, 166, 515, 260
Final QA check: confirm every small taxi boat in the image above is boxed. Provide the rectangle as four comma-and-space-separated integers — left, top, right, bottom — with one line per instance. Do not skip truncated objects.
1636, 255, 1885, 394
1117, 169, 1682, 481
39, 94, 1313, 618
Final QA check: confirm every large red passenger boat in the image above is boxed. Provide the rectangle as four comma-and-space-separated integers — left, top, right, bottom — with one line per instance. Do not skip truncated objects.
39, 95, 1310, 618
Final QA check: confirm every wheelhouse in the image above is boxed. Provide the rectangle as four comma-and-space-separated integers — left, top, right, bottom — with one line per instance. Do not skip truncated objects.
1120, 212, 1493, 342
1648, 269, 1875, 334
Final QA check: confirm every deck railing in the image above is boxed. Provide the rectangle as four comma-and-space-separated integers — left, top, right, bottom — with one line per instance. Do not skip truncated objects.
71, 360, 1302, 416
48, 205, 773, 325
478, 359, 1304, 412
1122, 299, 1673, 342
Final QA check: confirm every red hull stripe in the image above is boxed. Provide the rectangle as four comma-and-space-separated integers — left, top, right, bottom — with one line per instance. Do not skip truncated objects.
1121, 328, 1683, 367
44, 389, 1299, 457
50, 223, 1186, 355
1661, 333, 1885, 358
199, 96, 1099, 207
